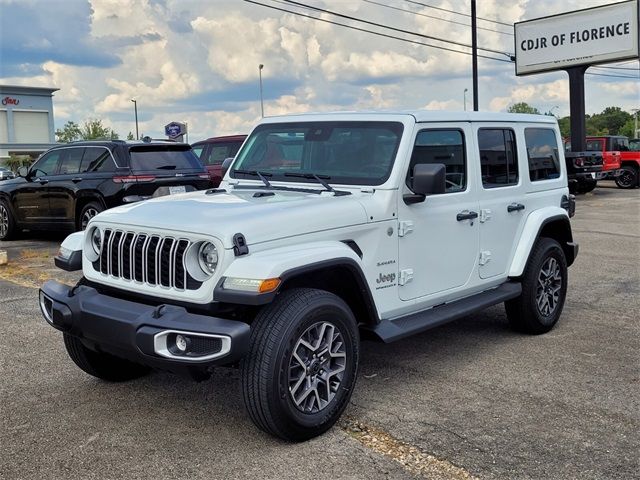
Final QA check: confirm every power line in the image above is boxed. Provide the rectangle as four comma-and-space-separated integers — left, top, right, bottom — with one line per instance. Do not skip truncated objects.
280, 0, 513, 58
244, 0, 513, 63
362, 0, 513, 36
404, 0, 513, 27
586, 71, 639, 79
592, 65, 640, 71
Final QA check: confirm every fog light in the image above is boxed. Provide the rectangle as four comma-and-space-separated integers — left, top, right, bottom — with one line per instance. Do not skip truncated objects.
175, 334, 188, 352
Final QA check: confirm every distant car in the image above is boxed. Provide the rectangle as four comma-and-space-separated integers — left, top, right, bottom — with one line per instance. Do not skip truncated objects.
0, 139, 211, 240
629, 139, 640, 152
191, 135, 247, 186
0, 167, 15, 181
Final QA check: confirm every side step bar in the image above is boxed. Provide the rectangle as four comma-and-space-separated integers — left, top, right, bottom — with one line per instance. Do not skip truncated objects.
367, 282, 522, 343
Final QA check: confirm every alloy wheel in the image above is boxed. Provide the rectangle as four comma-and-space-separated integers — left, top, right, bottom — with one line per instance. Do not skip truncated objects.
617, 169, 635, 188
288, 321, 347, 414
81, 208, 99, 230
0, 205, 8, 239
536, 257, 562, 317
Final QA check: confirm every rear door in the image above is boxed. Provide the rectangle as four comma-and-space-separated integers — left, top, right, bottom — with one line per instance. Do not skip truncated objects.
47, 147, 85, 223
475, 125, 526, 279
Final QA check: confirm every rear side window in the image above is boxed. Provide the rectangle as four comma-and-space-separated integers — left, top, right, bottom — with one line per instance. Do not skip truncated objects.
525, 128, 561, 181
205, 142, 243, 166
191, 145, 205, 160
59, 148, 85, 175
585, 139, 603, 151
81, 147, 115, 173
478, 129, 518, 188
612, 137, 629, 151
129, 146, 202, 171
409, 129, 466, 193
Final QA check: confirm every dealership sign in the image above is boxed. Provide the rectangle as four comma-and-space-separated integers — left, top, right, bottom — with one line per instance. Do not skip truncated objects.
164, 121, 187, 139
515, 0, 639, 75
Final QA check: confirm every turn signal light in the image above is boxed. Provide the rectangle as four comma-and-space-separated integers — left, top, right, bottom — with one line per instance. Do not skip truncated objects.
259, 278, 281, 293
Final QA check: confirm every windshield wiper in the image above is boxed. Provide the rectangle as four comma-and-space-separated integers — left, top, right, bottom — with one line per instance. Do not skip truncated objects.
232, 169, 272, 188
284, 172, 335, 193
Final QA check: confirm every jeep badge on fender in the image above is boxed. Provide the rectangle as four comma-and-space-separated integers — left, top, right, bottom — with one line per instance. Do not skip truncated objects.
39, 111, 578, 441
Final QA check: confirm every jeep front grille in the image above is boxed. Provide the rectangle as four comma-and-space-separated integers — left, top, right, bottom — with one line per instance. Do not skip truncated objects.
96, 229, 200, 290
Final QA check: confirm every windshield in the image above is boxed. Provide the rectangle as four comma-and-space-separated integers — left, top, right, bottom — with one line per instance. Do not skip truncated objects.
128, 146, 203, 171
231, 121, 404, 185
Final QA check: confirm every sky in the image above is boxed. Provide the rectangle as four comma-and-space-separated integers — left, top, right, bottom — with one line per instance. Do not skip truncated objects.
0, 0, 638, 142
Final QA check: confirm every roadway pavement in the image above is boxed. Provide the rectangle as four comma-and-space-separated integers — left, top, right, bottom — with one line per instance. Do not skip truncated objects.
0, 182, 638, 479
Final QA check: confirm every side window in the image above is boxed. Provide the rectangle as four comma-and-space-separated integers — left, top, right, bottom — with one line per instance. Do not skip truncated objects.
207, 145, 231, 165
191, 145, 205, 160
81, 148, 115, 173
58, 148, 84, 175
31, 151, 61, 176
408, 129, 466, 193
478, 129, 518, 188
525, 128, 561, 182
612, 137, 629, 151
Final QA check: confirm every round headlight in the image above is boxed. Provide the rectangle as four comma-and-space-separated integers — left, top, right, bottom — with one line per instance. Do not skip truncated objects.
90, 227, 102, 255
198, 242, 218, 275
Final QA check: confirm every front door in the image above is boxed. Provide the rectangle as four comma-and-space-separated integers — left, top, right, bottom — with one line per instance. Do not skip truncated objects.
397, 125, 479, 301
13, 150, 61, 223
47, 147, 85, 223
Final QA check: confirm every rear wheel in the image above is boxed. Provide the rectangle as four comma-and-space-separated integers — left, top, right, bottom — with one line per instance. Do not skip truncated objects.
63, 333, 150, 381
506, 238, 568, 334
0, 200, 17, 241
240, 288, 359, 441
575, 178, 597, 194
77, 201, 104, 231
615, 165, 638, 189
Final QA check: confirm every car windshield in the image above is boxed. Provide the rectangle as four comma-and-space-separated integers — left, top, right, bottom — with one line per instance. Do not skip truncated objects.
231, 121, 404, 186
128, 146, 202, 171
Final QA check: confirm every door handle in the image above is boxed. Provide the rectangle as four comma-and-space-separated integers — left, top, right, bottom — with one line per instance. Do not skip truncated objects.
71, 177, 83, 183
38, 179, 49, 185
456, 211, 478, 221
507, 203, 525, 212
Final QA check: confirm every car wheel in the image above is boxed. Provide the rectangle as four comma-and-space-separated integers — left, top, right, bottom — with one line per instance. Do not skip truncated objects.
0, 200, 17, 241
63, 333, 150, 382
615, 165, 638, 189
505, 237, 568, 334
78, 201, 104, 231
240, 288, 359, 441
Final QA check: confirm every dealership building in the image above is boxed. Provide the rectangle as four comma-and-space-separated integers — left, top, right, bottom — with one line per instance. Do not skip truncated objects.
0, 85, 58, 162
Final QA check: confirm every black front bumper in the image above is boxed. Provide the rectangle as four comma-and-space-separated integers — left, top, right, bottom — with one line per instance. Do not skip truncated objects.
40, 281, 251, 375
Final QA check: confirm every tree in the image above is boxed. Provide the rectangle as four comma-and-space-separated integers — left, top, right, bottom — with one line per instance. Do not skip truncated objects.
4, 154, 32, 172
126, 131, 135, 140
55, 121, 82, 143
507, 102, 540, 114
80, 119, 119, 140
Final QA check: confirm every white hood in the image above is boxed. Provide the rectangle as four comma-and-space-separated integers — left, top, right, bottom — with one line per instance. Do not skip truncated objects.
95, 187, 370, 249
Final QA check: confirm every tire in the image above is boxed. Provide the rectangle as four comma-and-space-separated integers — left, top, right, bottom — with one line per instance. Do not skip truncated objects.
505, 238, 568, 335
63, 333, 150, 382
77, 201, 104, 231
0, 199, 17, 241
573, 179, 597, 194
240, 288, 359, 441
615, 165, 638, 189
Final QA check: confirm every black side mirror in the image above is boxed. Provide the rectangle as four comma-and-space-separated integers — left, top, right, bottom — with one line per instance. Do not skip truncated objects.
17, 166, 29, 178
221, 157, 234, 178
404, 163, 446, 205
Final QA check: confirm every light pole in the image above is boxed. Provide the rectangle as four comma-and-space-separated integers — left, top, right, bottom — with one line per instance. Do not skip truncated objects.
131, 99, 139, 139
464, 88, 468, 111
258, 64, 264, 118
633, 109, 639, 137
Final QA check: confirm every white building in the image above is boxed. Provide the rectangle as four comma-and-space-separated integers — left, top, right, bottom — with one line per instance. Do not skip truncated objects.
0, 85, 58, 161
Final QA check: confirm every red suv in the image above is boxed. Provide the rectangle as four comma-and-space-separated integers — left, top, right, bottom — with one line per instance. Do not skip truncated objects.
191, 135, 247, 186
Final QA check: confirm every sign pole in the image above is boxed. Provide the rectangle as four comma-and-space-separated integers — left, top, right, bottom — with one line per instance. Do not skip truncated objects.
566, 66, 588, 152
471, 0, 479, 111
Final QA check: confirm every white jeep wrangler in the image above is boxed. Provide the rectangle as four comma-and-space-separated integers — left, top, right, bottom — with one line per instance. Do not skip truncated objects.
40, 111, 578, 441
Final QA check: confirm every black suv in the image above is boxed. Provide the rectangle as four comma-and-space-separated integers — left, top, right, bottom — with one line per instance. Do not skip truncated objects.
0, 140, 211, 240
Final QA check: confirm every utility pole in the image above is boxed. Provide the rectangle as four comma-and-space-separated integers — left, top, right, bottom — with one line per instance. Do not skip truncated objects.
131, 99, 139, 139
464, 88, 468, 111
471, 0, 478, 111
258, 64, 265, 118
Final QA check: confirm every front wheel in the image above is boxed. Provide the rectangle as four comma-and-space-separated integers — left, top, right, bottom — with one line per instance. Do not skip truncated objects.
615, 165, 638, 189
505, 238, 568, 334
240, 288, 359, 441
77, 201, 104, 231
0, 200, 17, 241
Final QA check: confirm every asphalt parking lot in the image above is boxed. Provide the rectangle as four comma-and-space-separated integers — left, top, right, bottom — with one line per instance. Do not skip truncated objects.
1, 182, 638, 480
